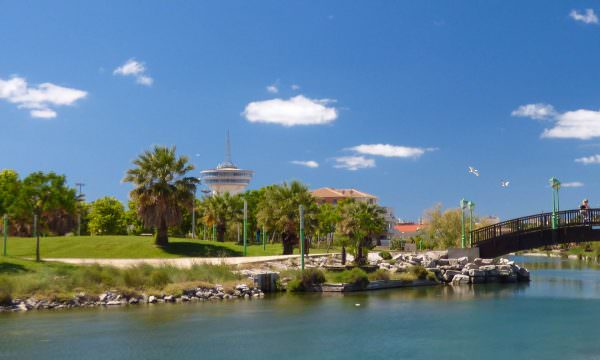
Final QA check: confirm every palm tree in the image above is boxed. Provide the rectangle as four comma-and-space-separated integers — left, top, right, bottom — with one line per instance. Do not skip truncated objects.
199, 192, 242, 242
123, 145, 198, 246
337, 199, 386, 265
256, 181, 316, 255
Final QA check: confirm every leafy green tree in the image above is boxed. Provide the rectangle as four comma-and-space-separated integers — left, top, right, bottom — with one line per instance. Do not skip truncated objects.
87, 197, 127, 235
337, 199, 386, 265
123, 145, 199, 246
316, 203, 339, 250
200, 192, 242, 242
256, 181, 317, 255
421, 204, 462, 249
0, 169, 20, 217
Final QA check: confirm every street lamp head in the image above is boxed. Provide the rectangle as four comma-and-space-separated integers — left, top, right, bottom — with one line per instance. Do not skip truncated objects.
460, 198, 468, 209
468, 201, 475, 210
549, 177, 561, 190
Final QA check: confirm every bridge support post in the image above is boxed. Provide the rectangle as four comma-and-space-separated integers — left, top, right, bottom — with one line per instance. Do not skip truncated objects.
468, 201, 475, 247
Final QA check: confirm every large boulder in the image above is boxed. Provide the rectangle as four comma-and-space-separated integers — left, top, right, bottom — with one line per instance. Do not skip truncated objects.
451, 274, 470, 285
443, 270, 461, 282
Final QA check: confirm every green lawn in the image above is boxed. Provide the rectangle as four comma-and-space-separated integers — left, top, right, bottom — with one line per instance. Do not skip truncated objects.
0, 235, 336, 259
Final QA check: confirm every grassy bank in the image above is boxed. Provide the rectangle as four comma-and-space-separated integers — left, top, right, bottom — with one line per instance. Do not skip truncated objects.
1, 235, 337, 259
0, 257, 247, 303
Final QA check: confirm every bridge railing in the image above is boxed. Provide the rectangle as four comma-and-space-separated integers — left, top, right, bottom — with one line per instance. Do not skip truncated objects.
471, 208, 600, 245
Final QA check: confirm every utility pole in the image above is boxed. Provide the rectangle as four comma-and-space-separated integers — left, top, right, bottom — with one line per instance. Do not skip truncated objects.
468, 201, 475, 247
191, 185, 197, 239
549, 177, 561, 230
460, 199, 467, 248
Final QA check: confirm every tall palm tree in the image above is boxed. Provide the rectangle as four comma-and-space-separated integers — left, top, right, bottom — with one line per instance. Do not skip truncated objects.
199, 192, 242, 242
337, 199, 386, 265
123, 145, 198, 246
256, 181, 316, 255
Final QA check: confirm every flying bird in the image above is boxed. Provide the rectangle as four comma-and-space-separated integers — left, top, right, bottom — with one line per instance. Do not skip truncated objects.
468, 166, 480, 177
501, 180, 510, 188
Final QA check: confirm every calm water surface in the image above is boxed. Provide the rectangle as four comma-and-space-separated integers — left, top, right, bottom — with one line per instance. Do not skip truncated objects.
2, 256, 600, 360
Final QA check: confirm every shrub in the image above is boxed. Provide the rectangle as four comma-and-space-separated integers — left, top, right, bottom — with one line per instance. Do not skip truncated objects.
410, 265, 428, 280
426, 271, 438, 282
368, 269, 390, 281
150, 269, 171, 288
287, 268, 325, 292
397, 272, 417, 283
340, 268, 369, 289
390, 238, 403, 251
388, 259, 396, 265
379, 251, 392, 260
0, 277, 13, 306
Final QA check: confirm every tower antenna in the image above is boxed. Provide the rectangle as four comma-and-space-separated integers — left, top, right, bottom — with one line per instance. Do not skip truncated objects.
225, 130, 232, 164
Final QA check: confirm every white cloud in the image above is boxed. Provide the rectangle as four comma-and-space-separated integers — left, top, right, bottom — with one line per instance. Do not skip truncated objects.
511, 103, 556, 120
562, 181, 584, 188
30, 109, 57, 119
113, 59, 153, 86
570, 9, 598, 24
291, 160, 319, 168
291, 84, 300, 91
333, 156, 375, 171
349, 144, 434, 158
243, 95, 338, 126
266, 84, 278, 94
0, 76, 87, 118
575, 154, 600, 164
542, 109, 600, 140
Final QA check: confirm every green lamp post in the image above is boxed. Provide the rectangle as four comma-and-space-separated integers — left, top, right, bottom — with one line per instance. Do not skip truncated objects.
243, 198, 248, 256
468, 201, 475, 247
460, 198, 468, 248
549, 177, 561, 230
299, 205, 305, 271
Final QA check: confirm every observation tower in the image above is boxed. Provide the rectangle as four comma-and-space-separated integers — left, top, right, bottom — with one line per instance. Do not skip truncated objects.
200, 132, 253, 195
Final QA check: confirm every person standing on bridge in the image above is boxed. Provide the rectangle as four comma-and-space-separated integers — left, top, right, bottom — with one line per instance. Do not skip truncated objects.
580, 199, 590, 224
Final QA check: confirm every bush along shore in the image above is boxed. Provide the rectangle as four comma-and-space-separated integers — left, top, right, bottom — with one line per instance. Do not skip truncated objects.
0, 259, 265, 313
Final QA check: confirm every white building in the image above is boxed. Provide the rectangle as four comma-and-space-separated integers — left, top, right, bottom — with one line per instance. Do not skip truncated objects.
201, 133, 253, 195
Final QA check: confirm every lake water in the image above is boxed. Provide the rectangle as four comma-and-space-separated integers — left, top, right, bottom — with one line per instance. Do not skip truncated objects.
2, 256, 600, 359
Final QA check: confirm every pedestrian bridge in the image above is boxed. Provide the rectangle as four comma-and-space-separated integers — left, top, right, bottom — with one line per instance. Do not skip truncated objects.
471, 209, 600, 258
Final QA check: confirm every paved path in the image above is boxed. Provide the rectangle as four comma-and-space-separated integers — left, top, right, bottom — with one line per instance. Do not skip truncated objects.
42, 253, 338, 268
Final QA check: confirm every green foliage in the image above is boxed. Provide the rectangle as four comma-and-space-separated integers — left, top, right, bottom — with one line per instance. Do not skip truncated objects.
123, 146, 199, 246
336, 199, 386, 265
256, 181, 317, 255
379, 251, 392, 260
0, 258, 243, 300
368, 269, 390, 281
87, 197, 127, 235
421, 204, 463, 249
8, 171, 78, 236
426, 271, 438, 282
287, 268, 325, 292
409, 265, 429, 280
199, 192, 242, 242
390, 238, 403, 250
328, 268, 369, 289
0, 169, 20, 216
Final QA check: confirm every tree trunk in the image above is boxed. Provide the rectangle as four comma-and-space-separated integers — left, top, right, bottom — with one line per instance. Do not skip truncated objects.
282, 232, 296, 255
155, 218, 169, 247
356, 240, 364, 265
216, 224, 226, 242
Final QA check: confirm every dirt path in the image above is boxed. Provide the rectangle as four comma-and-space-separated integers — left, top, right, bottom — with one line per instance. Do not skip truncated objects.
41, 253, 337, 268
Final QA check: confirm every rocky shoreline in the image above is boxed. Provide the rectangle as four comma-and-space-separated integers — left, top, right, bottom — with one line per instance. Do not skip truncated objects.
0, 284, 265, 313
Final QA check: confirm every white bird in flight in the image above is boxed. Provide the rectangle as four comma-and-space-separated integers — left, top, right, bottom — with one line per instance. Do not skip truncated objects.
501, 180, 510, 188
468, 166, 480, 177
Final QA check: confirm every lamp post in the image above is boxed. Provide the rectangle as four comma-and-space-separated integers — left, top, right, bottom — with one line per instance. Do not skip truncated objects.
549, 177, 561, 230
468, 201, 475, 247
299, 205, 305, 271
243, 198, 248, 256
460, 199, 468, 248
191, 186, 197, 239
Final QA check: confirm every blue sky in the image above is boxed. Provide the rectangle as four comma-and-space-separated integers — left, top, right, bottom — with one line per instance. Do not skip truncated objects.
2, 1, 600, 220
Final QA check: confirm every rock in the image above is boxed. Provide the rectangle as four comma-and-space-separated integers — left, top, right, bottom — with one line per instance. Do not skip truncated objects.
128, 298, 139, 305
468, 269, 485, 278
451, 274, 470, 285
457, 257, 469, 266
106, 300, 121, 306
164, 295, 175, 302
437, 259, 450, 266
99, 293, 109, 302
517, 267, 531, 281
470, 276, 486, 284
443, 270, 461, 282
181, 295, 190, 302
481, 258, 495, 266
17, 302, 28, 311
148, 295, 157, 303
